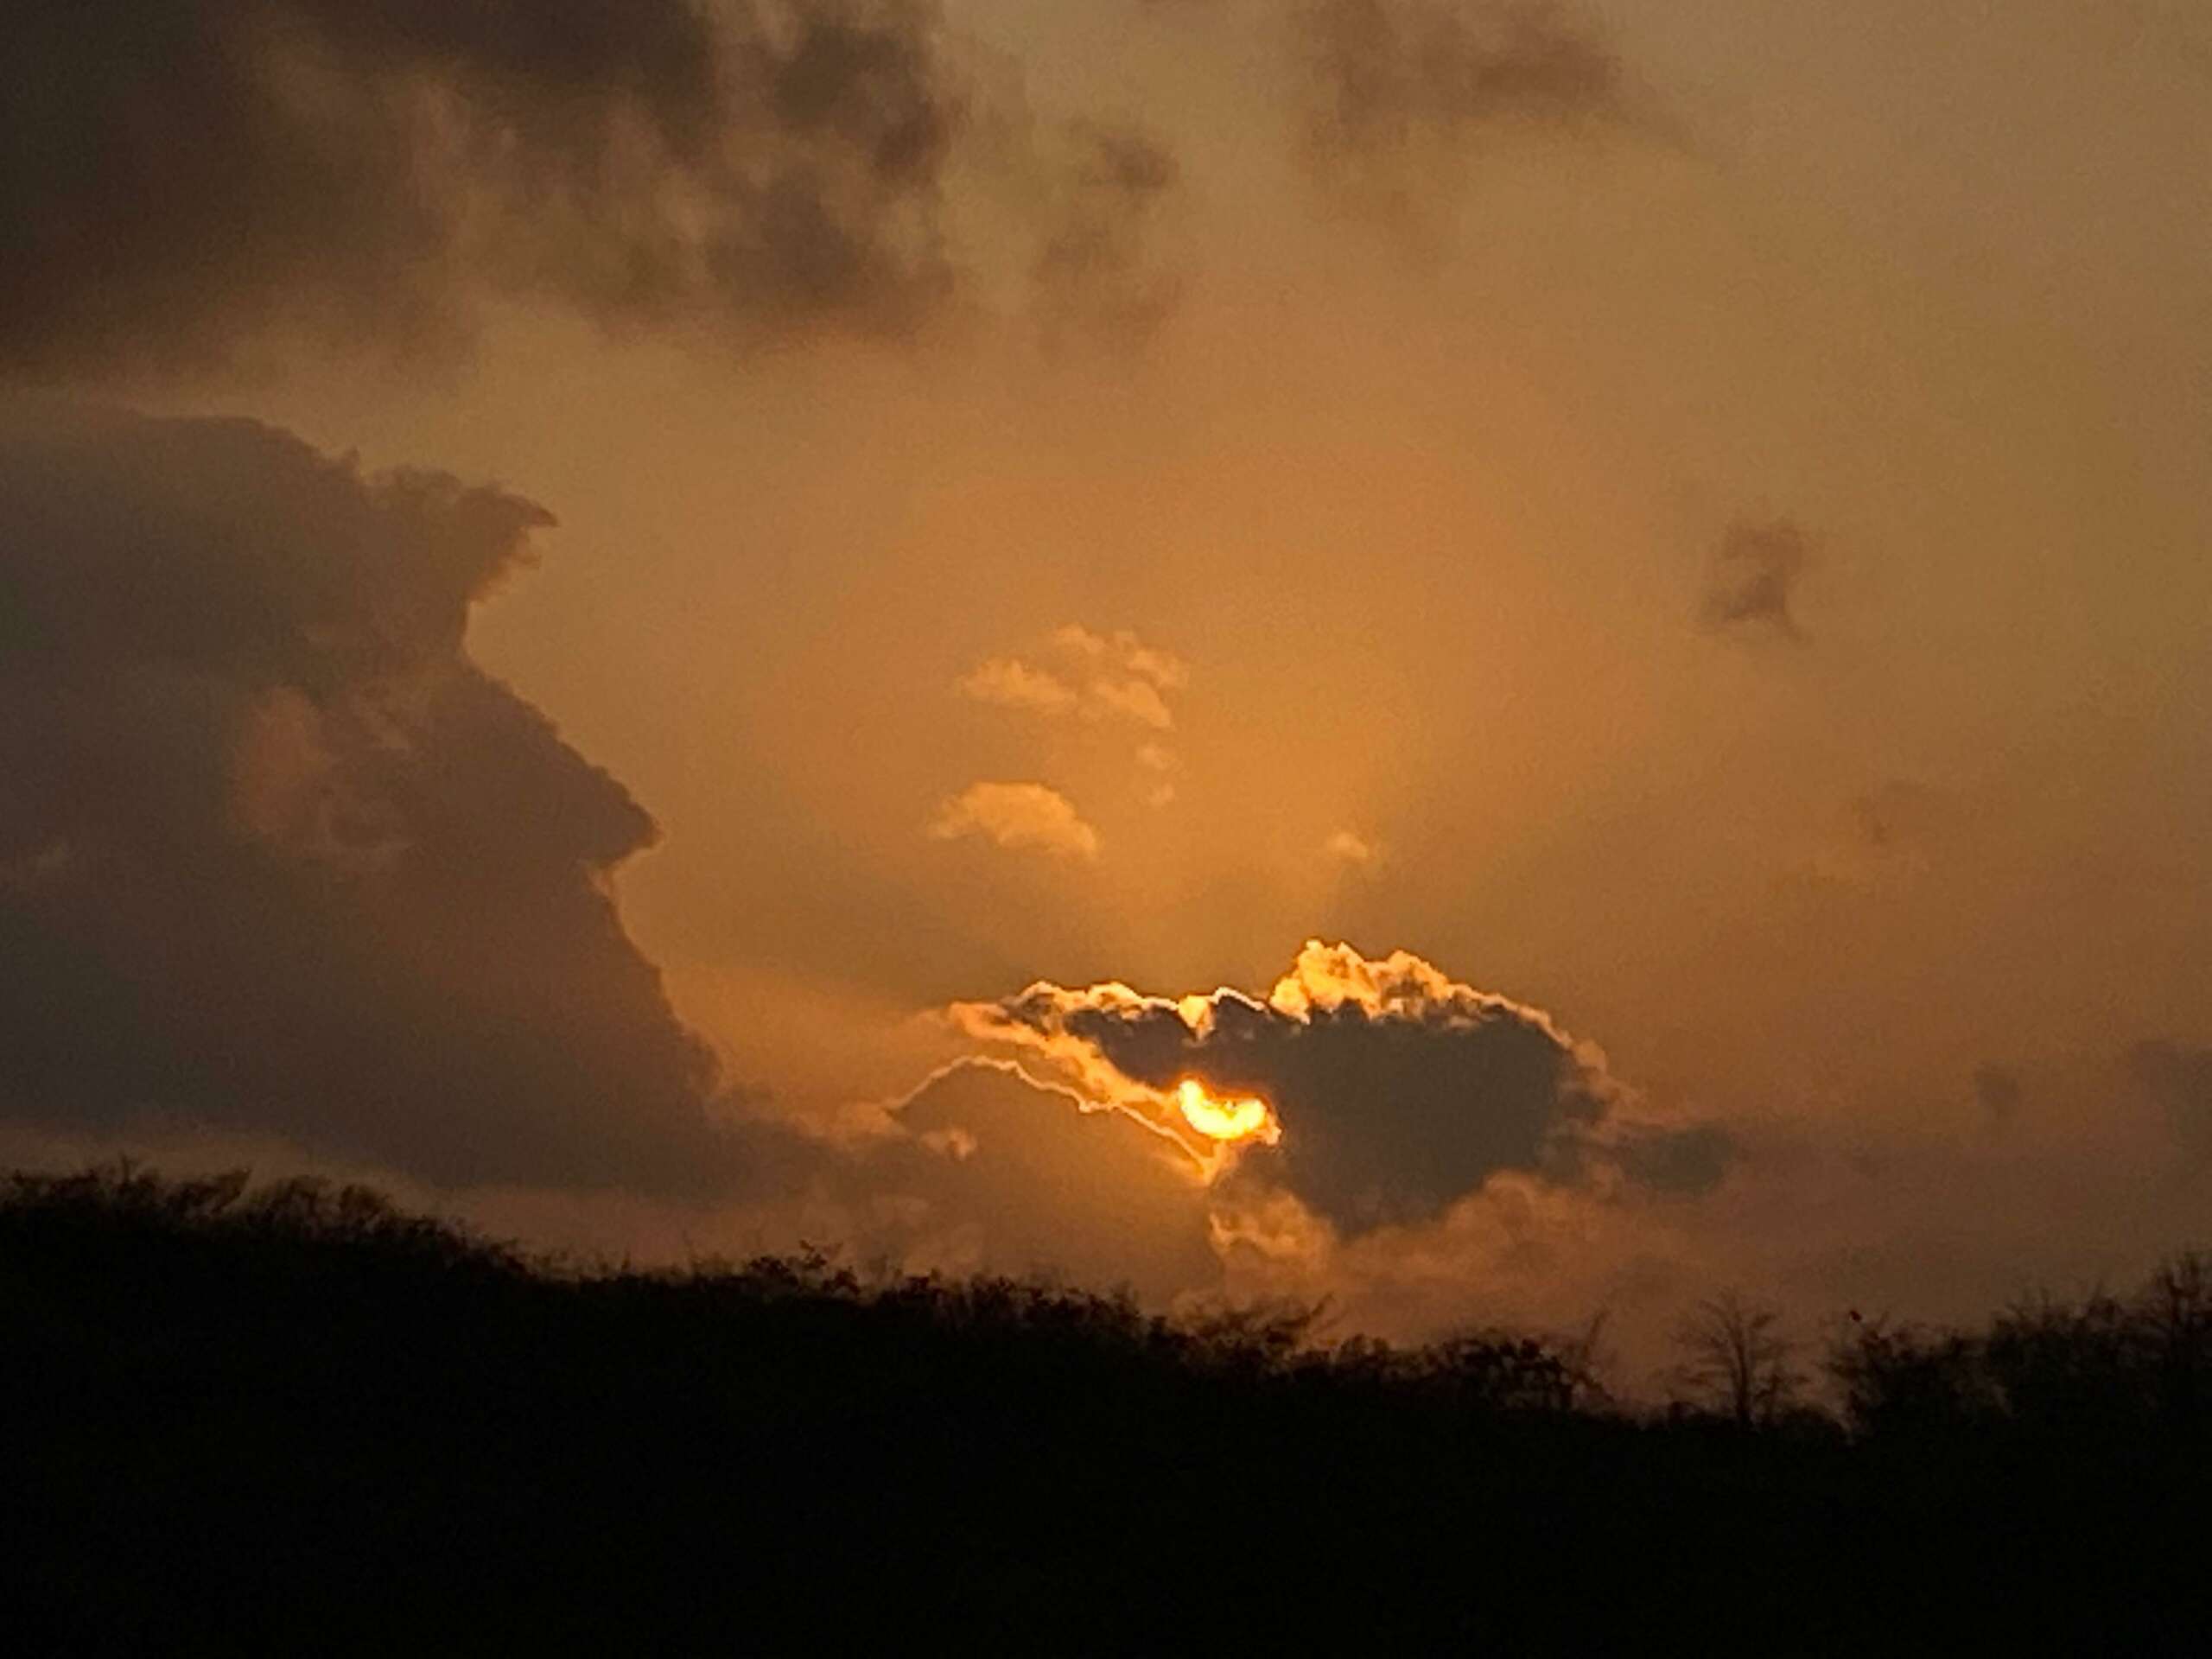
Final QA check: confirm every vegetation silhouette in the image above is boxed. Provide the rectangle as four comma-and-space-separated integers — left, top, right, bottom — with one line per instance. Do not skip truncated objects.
4, 1163, 2209, 1654
1669, 1288, 1804, 1426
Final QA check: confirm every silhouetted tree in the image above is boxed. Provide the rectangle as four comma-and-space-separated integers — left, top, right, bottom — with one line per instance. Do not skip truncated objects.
1826, 1314, 1999, 1438
1672, 1289, 1802, 1426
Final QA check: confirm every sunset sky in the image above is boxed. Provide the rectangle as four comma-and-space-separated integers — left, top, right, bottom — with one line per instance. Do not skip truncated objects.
3, 0, 2208, 1376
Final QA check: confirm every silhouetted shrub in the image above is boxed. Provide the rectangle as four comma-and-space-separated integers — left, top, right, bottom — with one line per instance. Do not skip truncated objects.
1824, 1256, 2212, 1451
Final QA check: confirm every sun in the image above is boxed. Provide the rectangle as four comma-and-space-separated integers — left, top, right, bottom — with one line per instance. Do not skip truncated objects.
1173, 1078, 1281, 1147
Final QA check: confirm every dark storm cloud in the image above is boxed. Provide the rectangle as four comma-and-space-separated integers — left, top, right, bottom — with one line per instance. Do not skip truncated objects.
954, 942, 1730, 1233
2129, 1039, 2212, 1156
0, 398, 776, 1193
0, 0, 967, 375
1295, 0, 1636, 200
1701, 518, 1812, 639
1031, 124, 1184, 348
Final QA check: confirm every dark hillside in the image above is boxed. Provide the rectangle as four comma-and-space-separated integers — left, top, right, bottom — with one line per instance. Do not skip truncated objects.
3, 1166, 2207, 1654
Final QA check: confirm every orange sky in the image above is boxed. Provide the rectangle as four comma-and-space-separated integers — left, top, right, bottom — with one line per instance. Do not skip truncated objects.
3, 0, 2208, 1379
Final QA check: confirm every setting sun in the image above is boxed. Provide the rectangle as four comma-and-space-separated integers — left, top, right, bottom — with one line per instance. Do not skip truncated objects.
1173, 1079, 1280, 1146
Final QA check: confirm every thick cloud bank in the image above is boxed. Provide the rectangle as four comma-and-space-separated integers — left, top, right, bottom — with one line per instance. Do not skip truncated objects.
0, 0, 968, 373
950, 940, 1728, 1230
0, 400, 753, 1192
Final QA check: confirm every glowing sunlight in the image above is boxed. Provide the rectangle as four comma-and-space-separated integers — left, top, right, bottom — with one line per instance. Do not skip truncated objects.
1173, 1078, 1280, 1147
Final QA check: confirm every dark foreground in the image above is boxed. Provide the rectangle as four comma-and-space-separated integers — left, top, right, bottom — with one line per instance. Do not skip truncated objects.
3, 1166, 2208, 1655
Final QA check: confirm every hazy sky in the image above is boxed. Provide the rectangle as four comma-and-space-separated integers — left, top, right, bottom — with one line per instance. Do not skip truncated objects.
3, 0, 2207, 1375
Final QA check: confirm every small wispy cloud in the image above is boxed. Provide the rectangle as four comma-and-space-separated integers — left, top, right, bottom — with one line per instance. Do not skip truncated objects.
1050, 624, 1190, 691
954, 625, 1191, 810
927, 782, 1101, 861
957, 624, 1188, 732
957, 658, 1080, 717
1324, 829, 1384, 870
1137, 743, 1180, 808
1085, 676, 1174, 732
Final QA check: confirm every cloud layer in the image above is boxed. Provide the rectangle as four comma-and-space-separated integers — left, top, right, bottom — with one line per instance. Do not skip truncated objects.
0, 0, 974, 374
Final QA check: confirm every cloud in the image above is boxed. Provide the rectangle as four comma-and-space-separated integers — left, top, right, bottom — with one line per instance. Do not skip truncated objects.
1295, 0, 1637, 214
1051, 624, 1190, 691
944, 627, 1186, 831
0, 397, 775, 1194
1324, 829, 1384, 869
956, 658, 1079, 716
1032, 122, 1185, 348
0, 0, 975, 376
1136, 743, 1180, 809
949, 940, 1729, 1231
1701, 517, 1813, 639
957, 627, 1188, 733
928, 782, 1100, 859
1084, 677, 1175, 731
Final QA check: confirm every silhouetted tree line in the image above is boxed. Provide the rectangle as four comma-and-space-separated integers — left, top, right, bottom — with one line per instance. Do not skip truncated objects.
3, 1164, 2209, 1654
1827, 1260, 2212, 1443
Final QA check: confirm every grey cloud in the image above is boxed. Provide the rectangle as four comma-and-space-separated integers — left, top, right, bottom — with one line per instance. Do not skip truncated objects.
0, 0, 968, 377
1702, 518, 1813, 639
1032, 123, 1184, 348
963, 942, 1731, 1233
1296, 0, 1636, 206
0, 398, 773, 1194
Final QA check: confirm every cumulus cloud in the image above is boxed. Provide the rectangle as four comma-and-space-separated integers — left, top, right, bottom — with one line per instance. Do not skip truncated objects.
948, 939, 1729, 1230
927, 782, 1101, 859
0, 0, 997, 375
1701, 517, 1813, 639
0, 397, 773, 1193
